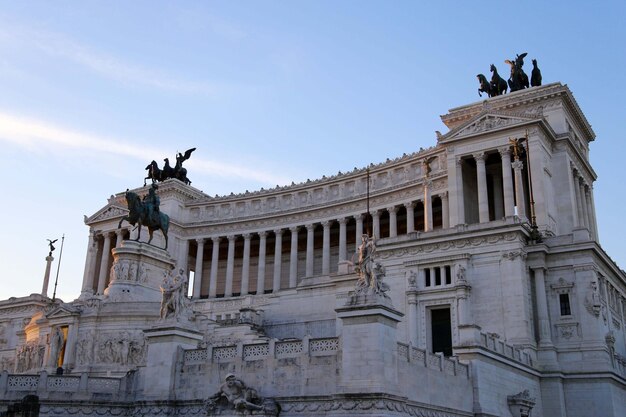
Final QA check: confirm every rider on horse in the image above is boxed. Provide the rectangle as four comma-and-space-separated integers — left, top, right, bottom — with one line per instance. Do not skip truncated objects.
143, 183, 161, 225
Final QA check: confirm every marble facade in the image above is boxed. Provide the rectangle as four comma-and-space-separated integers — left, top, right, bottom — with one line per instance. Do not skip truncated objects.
1, 83, 625, 417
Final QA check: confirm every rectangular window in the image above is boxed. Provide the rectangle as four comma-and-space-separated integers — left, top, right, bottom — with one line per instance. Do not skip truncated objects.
445, 265, 452, 285
435, 267, 441, 286
425, 268, 431, 287
431, 307, 452, 356
559, 293, 571, 316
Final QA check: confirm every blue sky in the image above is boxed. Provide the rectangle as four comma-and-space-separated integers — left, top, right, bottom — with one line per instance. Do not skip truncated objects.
0, 1, 624, 301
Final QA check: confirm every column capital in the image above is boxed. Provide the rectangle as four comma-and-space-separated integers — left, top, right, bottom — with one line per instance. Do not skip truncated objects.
473, 152, 486, 162
242, 233, 251, 240
321, 220, 331, 228
211, 236, 222, 243
353, 213, 364, 222
404, 201, 416, 209
196, 238, 206, 245
370, 210, 380, 217
289, 226, 299, 234
456, 156, 464, 166
305, 223, 315, 231
258, 231, 267, 238
423, 179, 433, 189
386, 206, 397, 214
227, 235, 236, 242
338, 217, 348, 225
273, 228, 283, 236
115, 228, 124, 237
439, 191, 449, 201
498, 146, 512, 157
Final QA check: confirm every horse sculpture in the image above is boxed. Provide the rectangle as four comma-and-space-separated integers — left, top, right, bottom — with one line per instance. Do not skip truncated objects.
118, 190, 170, 249
531, 59, 542, 87
143, 148, 195, 186
489, 64, 508, 96
477, 74, 492, 97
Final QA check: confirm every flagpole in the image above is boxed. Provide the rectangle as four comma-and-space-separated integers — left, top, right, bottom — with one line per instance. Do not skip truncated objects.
52, 234, 65, 302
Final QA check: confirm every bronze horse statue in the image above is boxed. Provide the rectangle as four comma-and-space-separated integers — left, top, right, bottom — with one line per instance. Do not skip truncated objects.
477, 74, 492, 97
505, 53, 529, 92
118, 190, 170, 249
489, 64, 507, 96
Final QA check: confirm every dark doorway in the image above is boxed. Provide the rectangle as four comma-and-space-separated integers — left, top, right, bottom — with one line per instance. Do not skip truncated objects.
431, 308, 452, 356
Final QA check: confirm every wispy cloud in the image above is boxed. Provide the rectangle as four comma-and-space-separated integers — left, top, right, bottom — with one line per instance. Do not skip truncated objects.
0, 20, 232, 96
0, 111, 290, 185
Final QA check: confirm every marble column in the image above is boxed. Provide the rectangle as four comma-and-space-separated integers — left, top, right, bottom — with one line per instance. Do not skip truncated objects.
224, 235, 236, 297
372, 210, 380, 238
474, 153, 489, 223
499, 147, 515, 217
440, 192, 449, 229
338, 218, 347, 262
322, 221, 331, 275
42, 256, 53, 297
81, 230, 97, 294
97, 233, 112, 295
456, 157, 466, 224
424, 182, 433, 231
179, 239, 190, 274
209, 237, 221, 298
407, 289, 418, 346
241, 234, 251, 296
572, 170, 584, 227
405, 202, 415, 232
588, 185, 599, 239
579, 180, 589, 230
289, 227, 299, 288
585, 186, 594, 237
192, 239, 205, 299
273, 229, 283, 292
355, 214, 364, 240
534, 267, 553, 347
257, 232, 267, 294
62, 323, 78, 370
512, 160, 526, 218
305, 224, 315, 277
388, 207, 398, 237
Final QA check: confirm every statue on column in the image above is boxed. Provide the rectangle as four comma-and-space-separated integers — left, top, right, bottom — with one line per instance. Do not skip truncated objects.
46, 239, 58, 257
354, 234, 389, 297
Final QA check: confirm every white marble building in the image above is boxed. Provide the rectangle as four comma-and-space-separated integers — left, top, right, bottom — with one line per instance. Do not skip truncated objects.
1, 83, 625, 417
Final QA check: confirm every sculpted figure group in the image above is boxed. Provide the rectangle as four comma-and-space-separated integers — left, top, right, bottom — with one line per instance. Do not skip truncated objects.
354, 234, 389, 297
144, 147, 196, 186
160, 268, 191, 320
477, 52, 542, 98
204, 374, 280, 416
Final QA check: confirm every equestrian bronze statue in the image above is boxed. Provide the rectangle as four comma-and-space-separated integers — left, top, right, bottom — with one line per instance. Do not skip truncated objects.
118, 184, 170, 249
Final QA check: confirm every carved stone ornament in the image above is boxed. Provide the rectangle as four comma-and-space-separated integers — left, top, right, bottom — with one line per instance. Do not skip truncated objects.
204, 374, 279, 416
353, 235, 390, 298
507, 389, 536, 417
584, 281, 602, 317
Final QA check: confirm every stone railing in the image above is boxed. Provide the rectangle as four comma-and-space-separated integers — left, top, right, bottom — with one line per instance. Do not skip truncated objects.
184, 337, 339, 365
0, 370, 123, 399
397, 343, 469, 378
479, 332, 534, 367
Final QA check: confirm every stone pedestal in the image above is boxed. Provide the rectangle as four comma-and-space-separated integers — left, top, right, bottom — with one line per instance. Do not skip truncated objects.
336, 294, 404, 395
104, 240, 175, 303
142, 322, 202, 400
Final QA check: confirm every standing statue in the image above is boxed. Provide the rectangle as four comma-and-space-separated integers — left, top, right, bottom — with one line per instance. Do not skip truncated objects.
47, 239, 58, 257
531, 59, 542, 87
489, 64, 508, 96
143, 148, 196, 186
204, 374, 279, 415
118, 185, 170, 249
49, 327, 64, 368
505, 52, 529, 92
